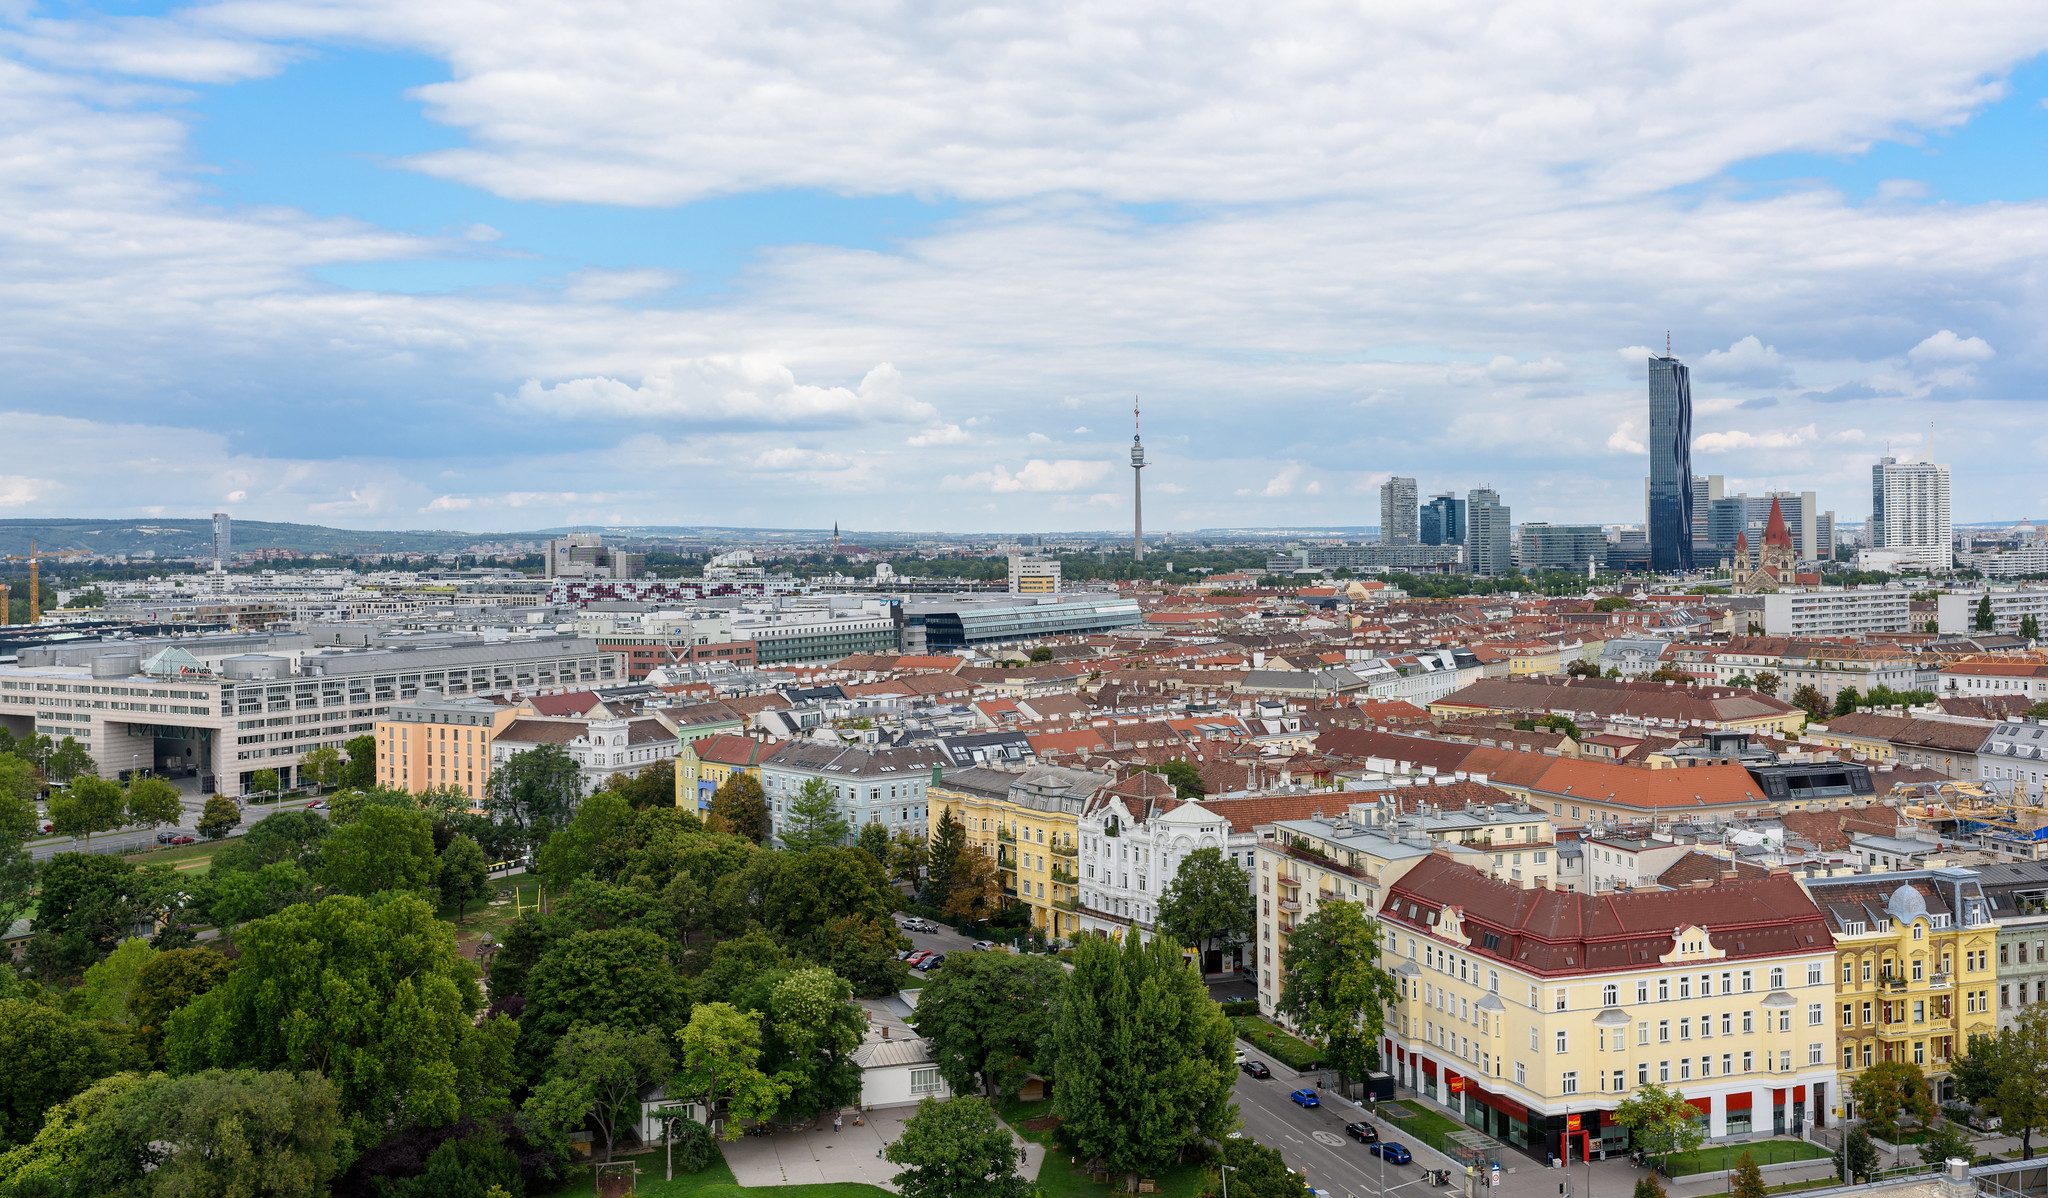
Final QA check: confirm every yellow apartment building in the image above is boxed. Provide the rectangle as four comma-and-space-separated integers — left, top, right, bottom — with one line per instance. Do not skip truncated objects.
1803, 869, 1998, 1114
375, 692, 524, 805
676, 730, 766, 814
929, 764, 1109, 942
668, 703, 746, 811
1375, 855, 1839, 1159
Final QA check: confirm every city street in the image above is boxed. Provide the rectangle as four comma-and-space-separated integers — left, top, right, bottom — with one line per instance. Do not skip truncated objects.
27, 790, 326, 861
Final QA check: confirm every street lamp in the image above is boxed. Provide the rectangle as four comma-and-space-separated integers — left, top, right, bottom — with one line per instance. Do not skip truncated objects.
1219, 1163, 1236, 1198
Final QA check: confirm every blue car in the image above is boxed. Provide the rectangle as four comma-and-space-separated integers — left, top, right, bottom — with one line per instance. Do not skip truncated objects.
1289, 1088, 1320, 1108
1368, 1142, 1413, 1165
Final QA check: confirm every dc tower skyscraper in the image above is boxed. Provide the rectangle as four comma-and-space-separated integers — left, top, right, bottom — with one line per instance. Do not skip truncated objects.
1130, 399, 1146, 561
1647, 343, 1695, 573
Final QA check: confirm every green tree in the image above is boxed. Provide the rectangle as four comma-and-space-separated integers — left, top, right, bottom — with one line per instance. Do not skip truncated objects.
764, 965, 866, 1120
193, 794, 238, 842
1919, 1121, 1975, 1169
1566, 658, 1602, 678
884, 1096, 1030, 1198
1157, 846, 1256, 963
672, 1002, 787, 1140
163, 894, 501, 1147
1840, 1127, 1881, 1183
74, 1068, 341, 1198
122, 776, 182, 834
128, 946, 232, 1057
603, 759, 676, 810
1207, 1136, 1308, 1197
28, 854, 172, 978
210, 809, 327, 874
707, 772, 770, 843
1729, 1151, 1766, 1198
780, 778, 849, 852
439, 834, 490, 920
534, 788, 636, 891
519, 928, 691, 1068
889, 828, 927, 885
1791, 684, 1829, 720
1612, 1084, 1705, 1169
338, 735, 377, 790
1833, 686, 1863, 716
486, 744, 583, 847
1850, 1059, 1936, 1141
0, 999, 116, 1148
319, 802, 438, 898
1276, 900, 1400, 1084
248, 768, 281, 798
204, 860, 313, 927
48, 776, 127, 845
44, 738, 95, 786
856, 820, 892, 866
942, 845, 1003, 925
0, 1071, 142, 1194
73, 937, 157, 1023
1953, 1006, 2048, 1158
921, 807, 967, 908
298, 745, 342, 793
0, 755, 39, 936
523, 1023, 672, 1162
2024, 614, 2043, 642
1975, 594, 1996, 632
1752, 670, 1781, 696
1140, 759, 1205, 800
1632, 1175, 1668, 1198
1049, 932, 1235, 1179
915, 951, 1065, 1098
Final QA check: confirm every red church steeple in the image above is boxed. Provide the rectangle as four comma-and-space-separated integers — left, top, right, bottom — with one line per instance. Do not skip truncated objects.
1763, 497, 1794, 550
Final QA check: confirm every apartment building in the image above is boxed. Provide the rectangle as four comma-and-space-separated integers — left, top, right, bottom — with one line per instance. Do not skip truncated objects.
1761, 590, 1912, 638
1978, 862, 2048, 1030
676, 730, 767, 812
1380, 856, 1838, 1158
761, 741, 945, 844
1940, 659, 2048, 703
1802, 869, 1997, 1112
0, 632, 620, 795
490, 709, 682, 795
929, 764, 1110, 942
1665, 640, 1921, 706
375, 691, 524, 804
1937, 589, 2048, 637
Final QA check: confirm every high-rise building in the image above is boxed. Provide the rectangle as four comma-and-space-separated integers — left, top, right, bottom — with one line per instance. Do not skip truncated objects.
1647, 353, 1695, 572
1692, 475, 1723, 551
1516, 523, 1608, 573
1420, 493, 1466, 545
1870, 456, 1953, 571
1131, 400, 1146, 561
1815, 511, 1836, 562
1706, 496, 1749, 554
1379, 476, 1418, 544
211, 512, 232, 573
1006, 554, 1061, 594
1466, 488, 1512, 576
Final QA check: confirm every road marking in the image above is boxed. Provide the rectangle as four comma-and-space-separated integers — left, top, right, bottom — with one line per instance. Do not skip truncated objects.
1313, 1130, 1346, 1146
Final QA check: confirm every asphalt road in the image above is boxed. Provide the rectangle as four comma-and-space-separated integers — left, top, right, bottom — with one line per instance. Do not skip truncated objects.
28, 793, 326, 861
1232, 1063, 1443, 1198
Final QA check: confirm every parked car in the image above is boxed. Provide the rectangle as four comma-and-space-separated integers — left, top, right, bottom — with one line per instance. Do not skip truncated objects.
970, 939, 997, 951
1289, 1089, 1320, 1108
896, 949, 918, 960
1344, 1121, 1379, 1144
1240, 1060, 1272, 1079
915, 953, 946, 971
167, 834, 197, 846
904, 950, 933, 967
306, 799, 325, 810
1368, 1142, 1412, 1165
156, 831, 179, 845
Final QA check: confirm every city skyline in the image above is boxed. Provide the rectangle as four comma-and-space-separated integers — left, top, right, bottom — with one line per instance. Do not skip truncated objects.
2, 8, 2045, 532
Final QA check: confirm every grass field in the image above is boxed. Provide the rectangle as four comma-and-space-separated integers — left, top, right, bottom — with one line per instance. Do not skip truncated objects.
1230, 1015, 1321, 1071
1661, 1139, 1832, 1176
998, 1096, 1208, 1198
123, 838, 223, 874
540, 1154, 891, 1197
1376, 1101, 1471, 1157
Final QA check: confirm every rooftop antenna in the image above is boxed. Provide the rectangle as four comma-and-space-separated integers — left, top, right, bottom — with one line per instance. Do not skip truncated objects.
1665, 331, 1672, 357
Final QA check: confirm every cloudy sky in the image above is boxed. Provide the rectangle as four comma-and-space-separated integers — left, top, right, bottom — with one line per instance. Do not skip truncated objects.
3, 2, 2046, 533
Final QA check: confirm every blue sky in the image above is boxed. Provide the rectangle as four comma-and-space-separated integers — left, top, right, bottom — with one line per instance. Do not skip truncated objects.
2, 2, 2047, 531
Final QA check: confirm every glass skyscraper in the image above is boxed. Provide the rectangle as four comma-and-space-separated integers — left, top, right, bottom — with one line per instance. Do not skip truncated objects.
1420, 493, 1466, 545
1647, 355, 1694, 572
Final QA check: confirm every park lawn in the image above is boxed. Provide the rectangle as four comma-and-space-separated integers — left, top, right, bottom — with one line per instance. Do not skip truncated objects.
123, 838, 223, 874
1230, 1015, 1321, 1071
1660, 1139, 1832, 1176
998, 1096, 1208, 1198
542, 1153, 891, 1197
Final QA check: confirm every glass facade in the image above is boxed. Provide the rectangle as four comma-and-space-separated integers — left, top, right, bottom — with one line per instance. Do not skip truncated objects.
1421, 494, 1466, 545
1647, 355, 1694, 572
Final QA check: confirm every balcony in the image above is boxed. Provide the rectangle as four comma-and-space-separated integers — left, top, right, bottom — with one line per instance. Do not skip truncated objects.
996, 827, 1017, 844
1051, 841, 1077, 859
1055, 897, 1080, 913
1876, 1020, 1917, 1041
1279, 899, 1302, 913
1927, 973, 1953, 989
1051, 866, 1078, 886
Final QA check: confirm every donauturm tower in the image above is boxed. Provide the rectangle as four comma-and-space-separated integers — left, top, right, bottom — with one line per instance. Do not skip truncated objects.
1131, 399, 1147, 561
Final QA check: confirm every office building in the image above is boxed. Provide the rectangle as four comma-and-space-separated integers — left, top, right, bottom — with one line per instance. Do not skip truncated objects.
1816, 511, 1837, 562
0, 632, 621, 795
211, 512, 232, 572
1871, 457, 1954, 572
760, 741, 945, 845
375, 692, 525, 804
1692, 475, 1724, 552
543, 533, 647, 580
1266, 544, 1464, 574
1706, 497, 1750, 554
1516, 523, 1608, 573
1647, 353, 1696, 572
1761, 589, 1912, 638
1421, 493, 1466, 546
1006, 554, 1062, 595
1380, 476, 1419, 544
900, 594, 1142, 652
1466, 488, 1513, 576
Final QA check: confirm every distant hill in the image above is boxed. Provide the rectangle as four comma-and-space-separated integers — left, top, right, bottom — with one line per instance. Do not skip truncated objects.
0, 519, 490, 559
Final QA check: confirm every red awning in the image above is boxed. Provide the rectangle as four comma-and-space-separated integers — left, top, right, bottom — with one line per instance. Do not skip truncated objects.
1422, 1058, 1438, 1078
1794, 1085, 1807, 1101
1686, 1097, 1712, 1115
1726, 1093, 1753, 1111
1772, 1088, 1785, 1102
1469, 1084, 1529, 1124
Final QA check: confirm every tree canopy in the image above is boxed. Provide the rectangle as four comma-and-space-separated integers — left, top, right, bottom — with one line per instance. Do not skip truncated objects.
1276, 900, 1400, 1083
779, 778, 849, 852
914, 951, 1066, 1098
708, 772, 770, 843
1156, 847, 1255, 958
884, 1096, 1031, 1198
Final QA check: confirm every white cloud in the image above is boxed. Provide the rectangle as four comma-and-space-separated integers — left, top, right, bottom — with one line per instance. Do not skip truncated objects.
906, 423, 971, 447
1239, 462, 1311, 498
224, 489, 248, 502
508, 358, 934, 425
1026, 431, 1051, 444
1908, 329, 1995, 363
943, 459, 1112, 493
561, 267, 680, 303
1071, 426, 1092, 435
1605, 421, 1647, 456
1701, 335, 1794, 386
0, 475, 55, 508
